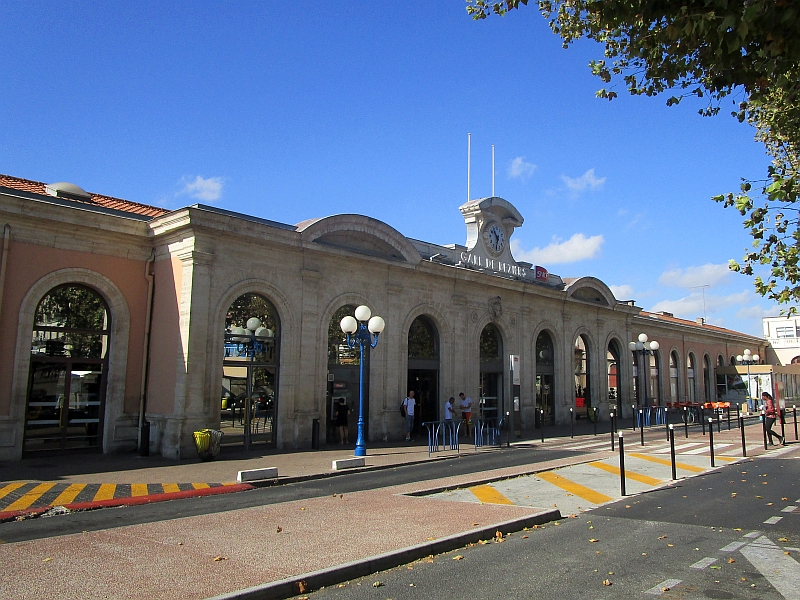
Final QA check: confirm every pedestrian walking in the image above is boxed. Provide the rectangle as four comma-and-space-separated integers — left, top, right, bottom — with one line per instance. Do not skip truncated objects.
763, 392, 784, 445
458, 392, 472, 437
402, 391, 416, 442
334, 397, 349, 444
444, 396, 456, 436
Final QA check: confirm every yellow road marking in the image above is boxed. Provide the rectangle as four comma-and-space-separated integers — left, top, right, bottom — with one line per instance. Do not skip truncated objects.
716, 456, 736, 462
630, 453, 705, 473
221, 482, 239, 486
51, 483, 86, 506
93, 484, 117, 501
590, 462, 663, 486
162, 483, 180, 494
470, 485, 514, 505
191, 483, 210, 490
131, 484, 149, 497
0, 482, 27, 502
4, 483, 56, 511
538, 471, 613, 504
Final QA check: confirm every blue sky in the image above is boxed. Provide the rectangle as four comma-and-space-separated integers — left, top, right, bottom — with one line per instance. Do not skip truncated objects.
0, 2, 778, 335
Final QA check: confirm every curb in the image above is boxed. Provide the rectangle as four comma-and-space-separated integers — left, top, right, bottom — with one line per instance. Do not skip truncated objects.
0, 483, 254, 523
208, 508, 561, 600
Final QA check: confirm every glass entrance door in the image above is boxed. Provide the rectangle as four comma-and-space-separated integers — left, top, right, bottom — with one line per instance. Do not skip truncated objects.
25, 361, 104, 452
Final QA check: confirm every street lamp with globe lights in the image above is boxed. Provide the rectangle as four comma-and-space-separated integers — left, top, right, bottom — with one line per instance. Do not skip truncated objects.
340, 305, 385, 457
629, 333, 660, 409
736, 349, 760, 412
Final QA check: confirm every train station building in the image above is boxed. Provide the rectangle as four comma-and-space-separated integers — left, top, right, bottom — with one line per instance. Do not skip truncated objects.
0, 173, 768, 460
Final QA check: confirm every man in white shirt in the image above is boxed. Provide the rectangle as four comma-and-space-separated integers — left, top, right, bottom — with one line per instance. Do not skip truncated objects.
402, 390, 416, 442
458, 392, 472, 437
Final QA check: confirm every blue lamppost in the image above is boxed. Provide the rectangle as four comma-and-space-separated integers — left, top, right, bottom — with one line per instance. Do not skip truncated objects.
340, 305, 385, 457
629, 333, 659, 409
736, 349, 760, 412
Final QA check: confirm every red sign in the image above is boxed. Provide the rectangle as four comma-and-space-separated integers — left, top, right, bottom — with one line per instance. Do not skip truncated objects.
535, 266, 548, 281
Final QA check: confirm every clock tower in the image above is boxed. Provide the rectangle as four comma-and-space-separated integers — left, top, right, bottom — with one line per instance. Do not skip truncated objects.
459, 196, 524, 265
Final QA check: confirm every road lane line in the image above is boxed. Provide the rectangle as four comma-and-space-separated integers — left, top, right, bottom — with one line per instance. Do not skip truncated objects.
130, 484, 149, 497
589, 461, 663, 486
645, 579, 682, 595
92, 484, 117, 502
720, 541, 747, 552
470, 485, 514, 505
744, 531, 762, 539
690, 557, 717, 569
0, 482, 27, 501
652, 443, 702, 454
51, 483, 86, 506
537, 471, 613, 505
684, 443, 733, 454
782, 506, 797, 513
764, 516, 783, 524
3, 483, 56, 511
741, 537, 800, 600
629, 453, 705, 473
162, 483, 180, 494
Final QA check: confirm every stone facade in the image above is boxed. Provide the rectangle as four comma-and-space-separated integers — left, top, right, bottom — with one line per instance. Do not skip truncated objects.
0, 176, 767, 460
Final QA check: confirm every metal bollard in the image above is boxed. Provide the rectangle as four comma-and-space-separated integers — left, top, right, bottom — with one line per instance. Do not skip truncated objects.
540, 409, 545, 443
632, 404, 637, 430
593, 407, 598, 436
780, 408, 786, 444
669, 425, 676, 480
762, 411, 768, 450
683, 406, 689, 439
739, 416, 747, 457
708, 417, 715, 467
727, 407, 731, 430
570, 407, 574, 439
618, 433, 626, 496
665, 405, 670, 441
794, 406, 798, 441
639, 409, 645, 446
717, 410, 721, 433
610, 412, 615, 451
701, 407, 706, 435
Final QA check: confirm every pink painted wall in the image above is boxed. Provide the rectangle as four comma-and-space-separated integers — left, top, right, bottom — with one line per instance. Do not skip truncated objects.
0, 240, 149, 416
144, 256, 183, 415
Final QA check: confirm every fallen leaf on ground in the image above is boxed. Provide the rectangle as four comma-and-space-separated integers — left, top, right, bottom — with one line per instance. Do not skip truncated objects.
495, 530, 503, 539
372, 581, 384, 588
778, 537, 789, 542
276, 527, 282, 533
300, 507, 306, 511
453, 555, 463, 560
42, 558, 52, 562
767, 502, 773, 506
589, 539, 599, 543
522, 535, 528, 539
603, 580, 612, 586
213, 556, 227, 562
782, 497, 788, 501
472, 522, 479, 526
728, 558, 735, 563
658, 535, 667, 539
710, 566, 721, 569
667, 544, 674, 547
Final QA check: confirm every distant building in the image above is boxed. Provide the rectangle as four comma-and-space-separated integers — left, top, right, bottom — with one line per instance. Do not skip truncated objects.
763, 314, 800, 365
0, 173, 770, 460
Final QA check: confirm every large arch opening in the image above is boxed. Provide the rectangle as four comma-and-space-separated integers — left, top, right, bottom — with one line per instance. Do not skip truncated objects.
703, 354, 712, 401
669, 351, 681, 403
535, 331, 555, 426
607, 339, 623, 412
479, 323, 504, 423
326, 305, 366, 444
221, 293, 280, 448
687, 353, 697, 402
406, 315, 440, 432
574, 335, 591, 417
25, 284, 109, 454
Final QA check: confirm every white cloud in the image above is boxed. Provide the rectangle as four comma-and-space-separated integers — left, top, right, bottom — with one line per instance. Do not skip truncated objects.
507, 156, 537, 181
177, 175, 225, 202
561, 168, 605, 193
736, 305, 767, 321
609, 284, 634, 299
511, 233, 604, 264
649, 290, 751, 318
658, 263, 732, 289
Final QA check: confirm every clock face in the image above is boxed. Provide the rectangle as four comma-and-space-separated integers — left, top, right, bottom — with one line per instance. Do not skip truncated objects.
485, 223, 505, 254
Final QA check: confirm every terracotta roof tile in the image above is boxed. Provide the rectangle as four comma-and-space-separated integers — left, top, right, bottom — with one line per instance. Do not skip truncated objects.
639, 310, 762, 339
0, 174, 168, 218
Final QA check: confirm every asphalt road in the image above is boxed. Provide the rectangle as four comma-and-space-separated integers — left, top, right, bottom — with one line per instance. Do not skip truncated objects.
304, 452, 800, 600
0, 445, 575, 543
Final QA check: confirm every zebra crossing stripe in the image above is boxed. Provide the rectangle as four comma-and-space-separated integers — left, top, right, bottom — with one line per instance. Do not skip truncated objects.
130, 484, 150, 497
162, 483, 181, 494
590, 461, 663, 486
653, 443, 702, 454
684, 443, 733, 455
93, 484, 117, 501
0, 482, 26, 501
537, 470, 613, 504
470, 485, 514, 505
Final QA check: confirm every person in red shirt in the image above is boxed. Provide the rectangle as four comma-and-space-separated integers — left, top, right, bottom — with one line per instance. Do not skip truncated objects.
762, 392, 785, 446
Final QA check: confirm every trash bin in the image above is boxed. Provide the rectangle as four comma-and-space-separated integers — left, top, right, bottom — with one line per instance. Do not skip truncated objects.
194, 429, 224, 461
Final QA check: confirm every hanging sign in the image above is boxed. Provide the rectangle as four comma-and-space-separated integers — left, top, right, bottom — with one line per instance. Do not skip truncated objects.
510, 354, 520, 385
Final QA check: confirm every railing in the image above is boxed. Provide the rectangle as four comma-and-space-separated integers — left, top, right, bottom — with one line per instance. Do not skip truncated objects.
473, 417, 503, 448
421, 420, 461, 456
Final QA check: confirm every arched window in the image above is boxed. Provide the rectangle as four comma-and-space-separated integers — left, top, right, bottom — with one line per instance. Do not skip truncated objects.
687, 353, 696, 402
718, 355, 725, 367
222, 292, 280, 447
408, 317, 437, 359
574, 335, 591, 410
407, 316, 440, 425
791, 356, 800, 364
536, 331, 555, 423
26, 285, 110, 452
607, 340, 622, 406
703, 354, 712, 401
328, 305, 359, 365
649, 351, 661, 405
669, 351, 680, 403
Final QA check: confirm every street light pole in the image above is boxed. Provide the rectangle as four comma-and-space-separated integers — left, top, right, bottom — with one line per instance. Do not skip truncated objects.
629, 334, 660, 415
736, 349, 760, 413
340, 305, 385, 457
